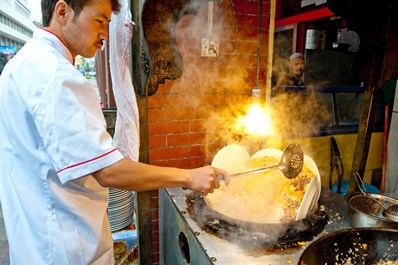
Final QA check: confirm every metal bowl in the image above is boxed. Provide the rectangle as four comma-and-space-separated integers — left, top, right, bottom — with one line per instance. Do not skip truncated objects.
298, 228, 398, 265
345, 192, 398, 229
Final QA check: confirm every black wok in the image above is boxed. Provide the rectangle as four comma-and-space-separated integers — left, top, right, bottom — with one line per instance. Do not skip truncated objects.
186, 193, 328, 250
298, 228, 398, 265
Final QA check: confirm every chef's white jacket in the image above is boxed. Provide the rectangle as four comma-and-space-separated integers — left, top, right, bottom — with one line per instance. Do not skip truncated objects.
0, 28, 124, 264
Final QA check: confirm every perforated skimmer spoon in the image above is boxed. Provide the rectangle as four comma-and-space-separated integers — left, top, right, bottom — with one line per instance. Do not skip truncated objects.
229, 143, 304, 180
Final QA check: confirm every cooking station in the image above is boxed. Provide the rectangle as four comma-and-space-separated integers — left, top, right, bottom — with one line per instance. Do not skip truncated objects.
159, 186, 352, 265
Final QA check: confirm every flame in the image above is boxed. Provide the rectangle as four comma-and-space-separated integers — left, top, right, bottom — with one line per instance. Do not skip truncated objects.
238, 103, 274, 136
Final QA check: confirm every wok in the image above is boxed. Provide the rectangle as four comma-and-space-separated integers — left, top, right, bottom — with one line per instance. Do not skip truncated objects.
298, 228, 398, 265
207, 146, 321, 222
187, 193, 328, 250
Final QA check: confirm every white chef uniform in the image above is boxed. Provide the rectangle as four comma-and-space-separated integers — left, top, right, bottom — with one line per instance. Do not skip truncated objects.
0, 28, 124, 264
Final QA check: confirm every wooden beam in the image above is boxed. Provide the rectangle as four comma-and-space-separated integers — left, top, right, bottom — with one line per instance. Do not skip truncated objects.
131, 0, 153, 264
348, 87, 379, 193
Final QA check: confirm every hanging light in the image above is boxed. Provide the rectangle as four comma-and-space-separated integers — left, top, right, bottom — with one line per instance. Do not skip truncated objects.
252, 0, 263, 99
242, 102, 274, 135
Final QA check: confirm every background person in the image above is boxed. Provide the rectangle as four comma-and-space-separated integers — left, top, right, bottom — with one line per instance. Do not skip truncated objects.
273, 52, 306, 94
287, 52, 306, 86
0, 0, 229, 264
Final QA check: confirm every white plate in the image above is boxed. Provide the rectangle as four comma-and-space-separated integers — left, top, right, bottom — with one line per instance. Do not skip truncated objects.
251, 148, 283, 159
211, 143, 250, 174
295, 155, 321, 220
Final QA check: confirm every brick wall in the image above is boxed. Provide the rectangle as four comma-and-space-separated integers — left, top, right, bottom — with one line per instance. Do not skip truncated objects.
147, 1, 271, 264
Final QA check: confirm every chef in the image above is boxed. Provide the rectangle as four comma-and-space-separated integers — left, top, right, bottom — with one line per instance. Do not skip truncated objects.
0, 0, 229, 264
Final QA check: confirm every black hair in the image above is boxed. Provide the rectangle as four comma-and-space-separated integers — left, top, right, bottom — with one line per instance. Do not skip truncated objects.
41, 0, 121, 27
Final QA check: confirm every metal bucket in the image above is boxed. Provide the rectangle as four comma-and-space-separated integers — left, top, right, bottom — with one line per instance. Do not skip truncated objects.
345, 192, 398, 229
305, 29, 326, 50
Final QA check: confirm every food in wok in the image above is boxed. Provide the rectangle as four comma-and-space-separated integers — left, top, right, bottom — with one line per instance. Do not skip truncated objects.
298, 228, 398, 265
206, 146, 319, 223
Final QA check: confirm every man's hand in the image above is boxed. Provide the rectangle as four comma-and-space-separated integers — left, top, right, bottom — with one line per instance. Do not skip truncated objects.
185, 166, 230, 195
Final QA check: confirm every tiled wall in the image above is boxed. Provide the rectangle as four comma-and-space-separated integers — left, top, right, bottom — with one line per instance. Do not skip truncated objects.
147, 1, 271, 264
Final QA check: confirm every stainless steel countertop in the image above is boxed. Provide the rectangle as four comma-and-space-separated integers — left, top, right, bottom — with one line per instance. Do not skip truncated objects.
0, 203, 9, 265
163, 187, 353, 265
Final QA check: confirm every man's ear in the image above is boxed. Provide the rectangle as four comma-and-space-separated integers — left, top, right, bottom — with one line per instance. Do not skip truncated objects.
54, 0, 71, 25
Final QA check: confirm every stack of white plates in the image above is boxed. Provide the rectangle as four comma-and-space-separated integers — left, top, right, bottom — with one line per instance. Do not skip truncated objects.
108, 188, 135, 232
295, 154, 321, 220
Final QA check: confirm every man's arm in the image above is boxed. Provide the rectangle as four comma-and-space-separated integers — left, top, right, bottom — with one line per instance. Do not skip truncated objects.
92, 158, 230, 195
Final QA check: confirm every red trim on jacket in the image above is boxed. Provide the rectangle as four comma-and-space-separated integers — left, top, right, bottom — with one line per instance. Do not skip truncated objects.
40, 27, 75, 65
57, 148, 119, 174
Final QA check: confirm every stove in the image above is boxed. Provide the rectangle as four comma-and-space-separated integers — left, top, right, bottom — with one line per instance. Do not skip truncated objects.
159, 187, 352, 265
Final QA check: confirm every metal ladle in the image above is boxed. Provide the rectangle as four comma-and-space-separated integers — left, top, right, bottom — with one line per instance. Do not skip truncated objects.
229, 143, 304, 180
353, 173, 398, 222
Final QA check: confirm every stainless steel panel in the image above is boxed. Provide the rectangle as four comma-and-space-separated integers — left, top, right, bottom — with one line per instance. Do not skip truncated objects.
159, 189, 213, 265
159, 187, 353, 265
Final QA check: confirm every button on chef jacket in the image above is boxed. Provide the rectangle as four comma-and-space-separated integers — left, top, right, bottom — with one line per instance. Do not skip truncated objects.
0, 28, 124, 265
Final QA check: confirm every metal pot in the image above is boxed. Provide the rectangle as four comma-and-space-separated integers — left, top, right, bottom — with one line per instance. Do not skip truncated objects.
305, 29, 327, 50
346, 192, 398, 229
298, 228, 398, 264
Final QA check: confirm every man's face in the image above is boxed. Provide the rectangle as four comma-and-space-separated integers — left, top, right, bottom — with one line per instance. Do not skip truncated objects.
63, 0, 112, 58
289, 57, 305, 77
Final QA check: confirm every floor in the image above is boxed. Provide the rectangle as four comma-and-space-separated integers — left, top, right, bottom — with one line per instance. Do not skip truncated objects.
0, 203, 10, 265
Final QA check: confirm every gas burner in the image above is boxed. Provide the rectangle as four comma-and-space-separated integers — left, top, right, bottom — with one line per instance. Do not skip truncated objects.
186, 193, 328, 252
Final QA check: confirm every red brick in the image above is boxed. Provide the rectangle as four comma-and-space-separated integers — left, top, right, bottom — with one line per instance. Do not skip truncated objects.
152, 241, 159, 254
151, 252, 160, 264
151, 219, 159, 233
189, 119, 206, 133
150, 196, 159, 209
148, 95, 168, 108
167, 132, 206, 146
196, 107, 214, 118
148, 108, 167, 121
149, 135, 166, 148
150, 160, 167, 166
149, 146, 190, 160
148, 120, 190, 135
167, 157, 206, 168
156, 83, 174, 95
149, 94, 210, 108
151, 230, 159, 243
190, 145, 205, 157
150, 208, 159, 220
150, 190, 158, 199
167, 107, 197, 120
237, 27, 263, 40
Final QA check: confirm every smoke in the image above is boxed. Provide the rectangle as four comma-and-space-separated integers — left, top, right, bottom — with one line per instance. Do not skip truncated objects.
270, 88, 332, 139
166, 1, 332, 170
155, 2, 334, 250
